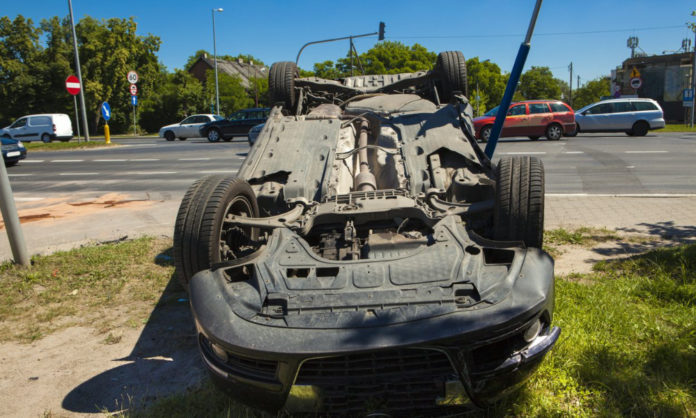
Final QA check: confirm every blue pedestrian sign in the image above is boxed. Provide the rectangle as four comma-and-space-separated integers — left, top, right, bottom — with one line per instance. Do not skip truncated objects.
683, 89, 694, 108
101, 102, 111, 121
131, 95, 138, 106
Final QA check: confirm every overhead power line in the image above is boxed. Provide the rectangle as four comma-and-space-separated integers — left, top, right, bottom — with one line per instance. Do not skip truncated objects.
390, 25, 685, 40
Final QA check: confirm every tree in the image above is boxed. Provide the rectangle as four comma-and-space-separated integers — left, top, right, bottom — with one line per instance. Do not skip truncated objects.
466, 57, 506, 113
206, 69, 253, 116
517, 66, 562, 100
139, 69, 207, 132
572, 77, 610, 109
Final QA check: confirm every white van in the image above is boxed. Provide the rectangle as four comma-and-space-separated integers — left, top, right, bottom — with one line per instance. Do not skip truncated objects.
0, 114, 73, 142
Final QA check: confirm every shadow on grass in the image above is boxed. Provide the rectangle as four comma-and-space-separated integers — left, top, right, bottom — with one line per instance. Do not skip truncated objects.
618, 221, 696, 242
62, 247, 206, 413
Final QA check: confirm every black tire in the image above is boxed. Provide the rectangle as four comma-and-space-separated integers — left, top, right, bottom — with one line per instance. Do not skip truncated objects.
493, 156, 545, 248
625, 131, 635, 136
479, 125, 492, 143
528, 136, 540, 141
269, 61, 299, 110
631, 121, 649, 136
4, 161, 18, 167
435, 51, 468, 100
545, 123, 563, 141
173, 176, 259, 289
178, 137, 187, 141
41, 133, 51, 143
565, 123, 578, 137
207, 128, 221, 142
164, 131, 175, 141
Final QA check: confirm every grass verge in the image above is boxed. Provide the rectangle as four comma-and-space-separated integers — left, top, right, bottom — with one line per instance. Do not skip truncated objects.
24, 141, 122, 152
0, 237, 174, 342
659, 124, 696, 133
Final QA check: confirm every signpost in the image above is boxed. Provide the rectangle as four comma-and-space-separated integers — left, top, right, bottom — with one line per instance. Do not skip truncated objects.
101, 102, 111, 144
684, 88, 694, 108
630, 77, 642, 91
65, 75, 82, 143
127, 70, 139, 84
129, 84, 138, 96
128, 71, 139, 136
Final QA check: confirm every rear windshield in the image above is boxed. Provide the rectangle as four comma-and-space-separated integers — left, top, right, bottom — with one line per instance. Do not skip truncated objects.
633, 101, 658, 111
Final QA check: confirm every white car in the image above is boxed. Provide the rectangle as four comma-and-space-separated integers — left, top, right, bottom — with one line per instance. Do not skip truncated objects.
0, 113, 73, 142
159, 114, 222, 141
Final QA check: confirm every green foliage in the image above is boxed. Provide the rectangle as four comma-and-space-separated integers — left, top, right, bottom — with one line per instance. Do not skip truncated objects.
205, 69, 253, 116
518, 66, 562, 100
572, 77, 611, 109
467, 57, 506, 114
139, 69, 207, 132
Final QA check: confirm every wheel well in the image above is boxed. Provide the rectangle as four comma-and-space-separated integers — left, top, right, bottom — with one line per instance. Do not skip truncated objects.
633, 119, 649, 127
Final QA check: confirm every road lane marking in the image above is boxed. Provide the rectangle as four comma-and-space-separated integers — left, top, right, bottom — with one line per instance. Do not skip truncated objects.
199, 170, 238, 173
58, 172, 99, 176
563, 151, 584, 154
126, 171, 178, 175
178, 158, 211, 161
94, 159, 127, 162
8, 174, 33, 177
21, 159, 44, 163
52, 159, 84, 162
129, 158, 160, 161
14, 197, 44, 202
626, 166, 636, 169
624, 150, 668, 154
500, 151, 547, 155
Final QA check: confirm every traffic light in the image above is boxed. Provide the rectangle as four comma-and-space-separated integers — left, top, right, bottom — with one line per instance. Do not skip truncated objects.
378, 22, 385, 41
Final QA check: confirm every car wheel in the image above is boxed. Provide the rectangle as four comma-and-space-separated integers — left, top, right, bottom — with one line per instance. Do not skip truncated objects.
564, 123, 578, 137
435, 51, 468, 100
631, 121, 649, 136
41, 133, 51, 143
207, 128, 221, 142
528, 136, 540, 141
269, 61, 299, 111
4, 161, 18, 167
173, 176, 259, 289
164, 131, 175, 141
178, 137, 187, 141
493, 156, 544, 248
625, 131, 635, 136
545, 123, 563, 141
480, 125, 492, 143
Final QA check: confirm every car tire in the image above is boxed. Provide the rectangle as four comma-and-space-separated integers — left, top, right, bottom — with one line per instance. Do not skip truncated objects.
4, 161, 18, 167
207, 128, 221, 142
564, 123, 578, 137
528, 136, 540, 141
178, 137, 187, 141
435, 51, 468, 101
479, 125, 492, 143
174, 176, 259, 289
545, 123, 563, 141
269, 61, 299, 111
625, 131, 635, 136
41, 133, 51, 143
164, 131, 175, 141
493, 156, 544, 248
631, 121, 649, 136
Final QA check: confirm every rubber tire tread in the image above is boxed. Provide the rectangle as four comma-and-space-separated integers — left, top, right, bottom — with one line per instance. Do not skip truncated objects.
269, 61, 298, 110
436, 51, 468, 100
493, 156, 545, 248
632, 121, 648, 136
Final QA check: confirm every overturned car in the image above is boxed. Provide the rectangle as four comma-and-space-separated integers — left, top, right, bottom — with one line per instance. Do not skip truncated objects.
174, 51, 559, 415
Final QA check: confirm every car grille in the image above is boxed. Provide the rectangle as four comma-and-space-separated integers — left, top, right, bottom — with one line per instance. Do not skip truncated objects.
1, 144, 18, 151
294, 348, 459, 414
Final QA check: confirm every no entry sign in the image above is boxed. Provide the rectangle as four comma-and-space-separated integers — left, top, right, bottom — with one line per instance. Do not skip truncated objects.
65, 75, 81, 95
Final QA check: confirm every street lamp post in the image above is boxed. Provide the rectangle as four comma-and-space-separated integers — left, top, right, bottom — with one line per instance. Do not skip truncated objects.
212, 8, 223, 116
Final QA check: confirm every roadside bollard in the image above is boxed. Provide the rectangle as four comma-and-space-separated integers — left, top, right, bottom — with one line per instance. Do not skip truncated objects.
104, 123, 110, 144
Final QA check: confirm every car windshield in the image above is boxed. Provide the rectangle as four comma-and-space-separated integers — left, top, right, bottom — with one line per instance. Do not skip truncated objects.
484, 106, 499, 117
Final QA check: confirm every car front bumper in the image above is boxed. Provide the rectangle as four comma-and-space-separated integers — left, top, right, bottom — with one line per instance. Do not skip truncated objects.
2, 147, 26, 163
189, 219, 559, 414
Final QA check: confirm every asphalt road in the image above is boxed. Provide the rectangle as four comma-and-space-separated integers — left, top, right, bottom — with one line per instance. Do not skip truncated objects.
6, 132, 696, 201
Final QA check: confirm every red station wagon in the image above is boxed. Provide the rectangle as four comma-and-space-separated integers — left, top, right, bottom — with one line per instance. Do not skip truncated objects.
473, 100, 575, 142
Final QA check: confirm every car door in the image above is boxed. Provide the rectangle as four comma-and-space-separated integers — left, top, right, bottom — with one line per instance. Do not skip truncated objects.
228, 111, 247, 136
178, 116, 197, 137
7, 117, 29, 140
527, 103, 552, 136
611, 101, 634, 130
501, 104, 528, 137
580, 102, 613, 131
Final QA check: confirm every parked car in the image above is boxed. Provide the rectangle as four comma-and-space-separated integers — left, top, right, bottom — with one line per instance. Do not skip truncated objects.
175, 52, 558, 415
1, 137, 27, 166
199, 108, 270, 142
569, 98, 665, 136
247, 123, 264, 146
473, 100, 575, 142
159, 114, 222, 141
0, 114, 73, 143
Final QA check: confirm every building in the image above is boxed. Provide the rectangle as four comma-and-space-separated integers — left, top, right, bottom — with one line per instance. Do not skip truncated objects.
613, 52, 692, 122
188, 54, 267, 89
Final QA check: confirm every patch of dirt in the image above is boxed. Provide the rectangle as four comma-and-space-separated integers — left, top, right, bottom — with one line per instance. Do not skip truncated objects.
0, 193, 154, 230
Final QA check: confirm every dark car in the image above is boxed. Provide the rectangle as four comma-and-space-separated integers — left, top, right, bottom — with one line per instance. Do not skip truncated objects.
2, 137, 27, 166
474, 100, 575, 142
175, 52, 558, 416
199, 108, 270, 142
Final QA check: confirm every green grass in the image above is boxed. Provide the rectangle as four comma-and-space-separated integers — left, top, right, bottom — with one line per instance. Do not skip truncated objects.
659, 124, 696, 133
545, 227, 620, 246
0, 237, 174, 342
24, 141, 122, 152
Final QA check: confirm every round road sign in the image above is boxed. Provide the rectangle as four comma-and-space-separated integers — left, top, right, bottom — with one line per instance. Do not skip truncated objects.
65, 75, 81, 96
127, 70, 139, 84
630, 77, 642, 89
130, 84, 138, 96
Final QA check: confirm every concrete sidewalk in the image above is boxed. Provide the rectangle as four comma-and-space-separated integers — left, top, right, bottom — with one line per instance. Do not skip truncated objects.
2, 195, 696, 263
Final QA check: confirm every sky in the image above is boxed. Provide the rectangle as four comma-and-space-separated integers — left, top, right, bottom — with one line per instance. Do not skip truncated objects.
3, 0, 695, 86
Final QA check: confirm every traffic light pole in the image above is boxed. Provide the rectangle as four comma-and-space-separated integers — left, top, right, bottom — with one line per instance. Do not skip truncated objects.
68, 0, 90, 142
295, 22, 385, 65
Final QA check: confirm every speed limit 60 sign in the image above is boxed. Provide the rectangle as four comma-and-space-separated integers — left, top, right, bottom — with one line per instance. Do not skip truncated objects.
127, 70, 139, 84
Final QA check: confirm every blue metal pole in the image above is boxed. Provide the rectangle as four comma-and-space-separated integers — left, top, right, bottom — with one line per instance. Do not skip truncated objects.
484, 0, 542, 159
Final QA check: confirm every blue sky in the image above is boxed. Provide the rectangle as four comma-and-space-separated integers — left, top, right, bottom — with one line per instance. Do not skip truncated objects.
3, 0, 695, 86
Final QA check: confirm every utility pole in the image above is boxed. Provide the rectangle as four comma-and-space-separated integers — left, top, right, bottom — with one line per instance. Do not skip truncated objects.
211, 8, 223, 115
568, 62, 573, 107
577, 75, 580, 90
0, 161, 30, 266
691, 29, 696, 128
476, 81, 480, 116
67, 0, 90, 141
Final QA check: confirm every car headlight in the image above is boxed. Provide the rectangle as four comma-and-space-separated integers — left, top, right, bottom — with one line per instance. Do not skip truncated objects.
17, 141, 24, 148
